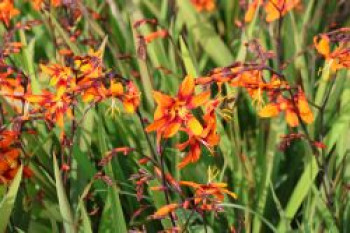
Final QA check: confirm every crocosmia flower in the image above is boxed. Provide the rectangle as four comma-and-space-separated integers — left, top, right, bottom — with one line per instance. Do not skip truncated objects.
0, 0, 19, 26
259, 90, 314, 127
191, 0, 216, 12
146, 75, 210, 142
245, 0, 300, 23
314, 35, 350, 72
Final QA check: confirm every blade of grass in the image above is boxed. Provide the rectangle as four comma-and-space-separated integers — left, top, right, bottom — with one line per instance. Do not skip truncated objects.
177, 0, 233, 66
53, 155, 76, 233
0, 166, 23, 233
277, 156, 318, 232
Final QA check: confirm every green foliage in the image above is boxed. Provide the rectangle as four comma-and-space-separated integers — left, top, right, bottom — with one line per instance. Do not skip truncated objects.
0, 0, 349, 232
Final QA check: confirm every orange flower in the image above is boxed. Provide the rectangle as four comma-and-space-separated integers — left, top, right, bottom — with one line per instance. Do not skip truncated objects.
0, 0, 19, 26
25, 90, 73, 128
122, 81, 140, 113
146, 75, 210, 141
180, 181, 237, 211
151, 203, 179, 219
75, 49, 104, 82
0, 67, 25, 113
177, 101, 220, 169
0, 130, 32, 184
259, 90, 313, 127
81, 80, 124, 103
314, 35, 350, 71
231, 71, 288, 108
191, 0, 216, 12
265, 0, 300, 22
40, 63, 75, 95
144, 30, 169, 43
31, 0, 62, 10
245, 0, 300, 23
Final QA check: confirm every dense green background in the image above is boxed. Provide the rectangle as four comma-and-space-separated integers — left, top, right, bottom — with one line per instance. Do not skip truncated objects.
0, 0, 349, 232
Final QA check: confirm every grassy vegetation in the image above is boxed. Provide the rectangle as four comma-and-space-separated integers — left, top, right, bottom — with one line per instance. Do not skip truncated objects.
0, 0, 349, 232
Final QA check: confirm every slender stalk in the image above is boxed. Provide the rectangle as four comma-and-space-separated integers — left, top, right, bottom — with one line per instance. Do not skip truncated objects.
159, 143, 177, 227
136, 109, 158, 162
136, 109, 176, 227
275, 17, 284, 71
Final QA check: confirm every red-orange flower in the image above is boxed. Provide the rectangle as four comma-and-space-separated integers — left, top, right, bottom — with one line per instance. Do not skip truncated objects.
258, 90, 313, 127
146, 75, 210, 141
177, 101, 220, 169
151, 203, 180, 219
31, 0, 62, 10
0, 130, 32, 184
144, 30, 169, 43
191, 0, 216, 12
25, 90, 73, 128
245, 0, 300, 23
180, 181, 237, 211
0, 65, 25, 113
314, 35, 350, 71
0, 0, 19, 26
230, 70, 288, 108
122, 81, 140, 113
40, 63, 75, 95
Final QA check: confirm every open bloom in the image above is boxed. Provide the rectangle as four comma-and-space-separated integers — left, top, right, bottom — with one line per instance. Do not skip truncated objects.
25, 90, 73, 128
0, 65, 25, 113
314, 35, 350, 71
191, 0, 216, 12
180, 181, 237, 211
122, 81, 140, 113
0, 0, 19, 26
40, 63, 75, 96
177, 100, 220, 169
245, 0, 300, 23
258, 90, 313, 127
231, 70, 288, 109
146, 75, 210, 141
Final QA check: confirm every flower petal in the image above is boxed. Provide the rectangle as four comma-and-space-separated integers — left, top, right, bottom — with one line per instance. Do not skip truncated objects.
187, 116, 203, 136
163, 121, 181, 138
178, 151, 193, 169
286, 109, 299, 127
258, 104, 280, 118
145, 118, 167, 132
314, 35, 330, 57
179, 75, 195, 97
152, 204, 179, 219
153, 91, 173, 107
189, 91, 210, 108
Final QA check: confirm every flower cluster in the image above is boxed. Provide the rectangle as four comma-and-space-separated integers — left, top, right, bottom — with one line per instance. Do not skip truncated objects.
0, 130, 32, 184
245, 0, 300, 23
314, 29, 350, 71
23, 49, 140, 129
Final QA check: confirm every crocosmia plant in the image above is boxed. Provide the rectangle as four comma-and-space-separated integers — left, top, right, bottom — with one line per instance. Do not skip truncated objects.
0, 0, 349, 232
